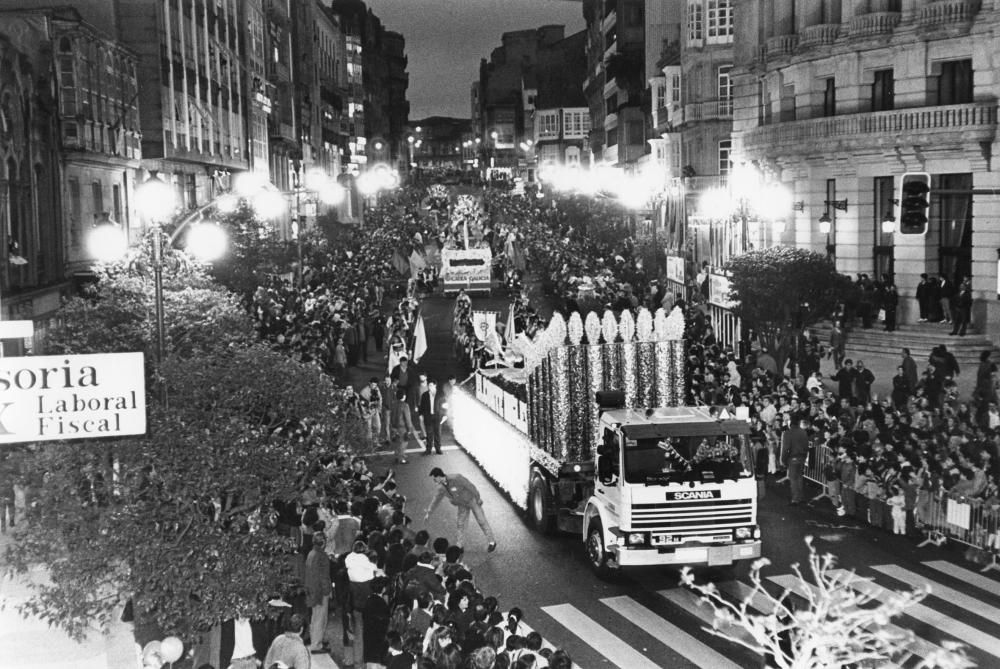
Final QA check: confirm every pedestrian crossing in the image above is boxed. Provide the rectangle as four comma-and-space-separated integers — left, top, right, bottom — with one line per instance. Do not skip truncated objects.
514, 561, 1000, 668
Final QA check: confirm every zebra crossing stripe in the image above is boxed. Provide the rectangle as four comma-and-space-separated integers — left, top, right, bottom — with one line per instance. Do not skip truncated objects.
923, 560, 1000, 599
832, 570, 1000, 659
767, 574, 924, 667
600, 596, 744, 669
716, 580, 777, 615
541, 602, 665, 669
658, 588, 759, 650
873, 564, 1000, 624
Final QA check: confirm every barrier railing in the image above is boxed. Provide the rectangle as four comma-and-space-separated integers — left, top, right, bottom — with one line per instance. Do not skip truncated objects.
802, 442, 1000, 573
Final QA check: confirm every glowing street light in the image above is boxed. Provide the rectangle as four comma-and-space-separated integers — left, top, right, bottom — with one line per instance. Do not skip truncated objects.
87, 218, 128, 263
186, 222, 228, 262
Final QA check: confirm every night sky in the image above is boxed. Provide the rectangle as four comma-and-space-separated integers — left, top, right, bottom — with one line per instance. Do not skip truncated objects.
364, 0, 585, 120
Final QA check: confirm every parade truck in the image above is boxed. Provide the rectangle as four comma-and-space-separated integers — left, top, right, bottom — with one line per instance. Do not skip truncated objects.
450, 307, 761, 577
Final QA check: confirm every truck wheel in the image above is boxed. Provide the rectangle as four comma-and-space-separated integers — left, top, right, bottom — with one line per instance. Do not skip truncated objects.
586, 518, 615, 580
528, 474, 556, 534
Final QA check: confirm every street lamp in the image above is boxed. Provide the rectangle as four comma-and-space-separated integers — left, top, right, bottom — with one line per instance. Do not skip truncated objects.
136, 175, 176, 365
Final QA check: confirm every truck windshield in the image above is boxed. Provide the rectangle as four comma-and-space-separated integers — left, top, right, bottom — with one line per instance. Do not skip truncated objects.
623, 434, 753, 485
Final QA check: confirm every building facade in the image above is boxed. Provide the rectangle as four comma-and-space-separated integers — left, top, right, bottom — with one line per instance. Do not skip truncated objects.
532, 29, 590, 178
732, 0, 1000, 336
0, 8, 143, 348
473, 25, 568, 182
581, 0, 646, 167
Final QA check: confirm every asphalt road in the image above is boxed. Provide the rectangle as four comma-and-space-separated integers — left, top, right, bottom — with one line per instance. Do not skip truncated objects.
351, 290, 1000, 669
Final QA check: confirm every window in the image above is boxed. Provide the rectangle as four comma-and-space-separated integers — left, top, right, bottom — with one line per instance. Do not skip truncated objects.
538, 112, 559, 138
68, 179, 81, 247
936, 59, 973, 105
687, 2, 703, 42
718, 139, 731, 176
717, 65, 733, 115
707, 0, 734, 43
607, 126, 618, 146
627, 120, 643, 145
871, 69, 894, 111
91, 181, 104, 216
112, 184, 122, 223
654, 82, 666, 111
671, 72, 681, 103
822, 77, 836, 117
758, 78, 771, 125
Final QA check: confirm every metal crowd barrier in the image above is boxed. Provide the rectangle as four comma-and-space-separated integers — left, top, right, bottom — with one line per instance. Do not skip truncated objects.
801, 442, 1000, 574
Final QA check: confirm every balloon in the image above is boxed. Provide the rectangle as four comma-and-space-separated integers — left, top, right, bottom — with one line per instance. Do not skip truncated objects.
160, 636, 184, 663
142, 641, 161, 660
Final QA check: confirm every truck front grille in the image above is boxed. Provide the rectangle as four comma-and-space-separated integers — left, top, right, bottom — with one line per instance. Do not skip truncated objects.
630, 498, 753, 531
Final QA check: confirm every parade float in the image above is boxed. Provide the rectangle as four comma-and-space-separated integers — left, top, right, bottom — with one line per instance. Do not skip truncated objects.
451, 306, 762, 576
440, 195, 492, 296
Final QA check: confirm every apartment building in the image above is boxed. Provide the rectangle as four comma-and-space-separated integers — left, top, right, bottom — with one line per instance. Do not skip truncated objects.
731, 0, 1000, 335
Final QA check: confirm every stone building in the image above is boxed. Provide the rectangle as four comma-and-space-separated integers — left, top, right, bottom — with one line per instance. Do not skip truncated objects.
732, 0, 1000, 336
0, 7, 141, 349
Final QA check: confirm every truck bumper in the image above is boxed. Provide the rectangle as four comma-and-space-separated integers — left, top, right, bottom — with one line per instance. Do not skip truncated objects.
612, 541, 762, 567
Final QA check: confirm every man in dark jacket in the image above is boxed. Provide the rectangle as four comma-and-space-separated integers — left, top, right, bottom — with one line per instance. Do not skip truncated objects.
951, 279, 973, 336
425, 468, 496, 551
362, 577, 391, 667
418, 379, 445, 455
831, 359, 858, 404
915, 273, 930, 321
781, 419, 811, 505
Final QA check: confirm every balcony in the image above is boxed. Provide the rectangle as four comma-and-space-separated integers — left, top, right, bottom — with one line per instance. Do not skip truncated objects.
269, 121, 296, 144
604, 112, 618, 130
603, 38, 617, 60
917, 0, 979, 34
681, 98, 734, 123
739, 101, 997, 159
798, 23, 841, 48
765, 34, 798, 58
848, 11, 901, 38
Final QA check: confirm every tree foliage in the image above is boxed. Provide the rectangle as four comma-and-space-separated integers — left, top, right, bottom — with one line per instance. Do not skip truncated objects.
208, 201, 295, 303
725, 247, 855, 362
4, 232, 366, 641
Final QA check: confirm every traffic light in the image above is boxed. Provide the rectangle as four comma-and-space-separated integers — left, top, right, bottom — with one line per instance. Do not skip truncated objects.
899, 172, 930, 235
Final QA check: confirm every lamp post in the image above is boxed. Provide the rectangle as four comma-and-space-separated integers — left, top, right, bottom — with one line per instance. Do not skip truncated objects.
136, 175, 176, 365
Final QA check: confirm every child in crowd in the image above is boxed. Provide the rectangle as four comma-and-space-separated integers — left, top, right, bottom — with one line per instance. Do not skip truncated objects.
887, 485, 907, 535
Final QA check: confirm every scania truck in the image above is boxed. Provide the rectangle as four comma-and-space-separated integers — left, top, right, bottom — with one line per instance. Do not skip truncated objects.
450, 307, 761, 576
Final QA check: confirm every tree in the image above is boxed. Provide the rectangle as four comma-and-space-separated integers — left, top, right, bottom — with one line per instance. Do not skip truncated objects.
208, 201, 295, 303
680, 537, 973, 669
4, 242, 367, 642
725, 247, 855, 370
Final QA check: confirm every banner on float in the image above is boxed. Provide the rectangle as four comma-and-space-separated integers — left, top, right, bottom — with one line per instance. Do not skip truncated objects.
0, 352, 147, 444
471, 311, 498, 342
666, 254, 685, 285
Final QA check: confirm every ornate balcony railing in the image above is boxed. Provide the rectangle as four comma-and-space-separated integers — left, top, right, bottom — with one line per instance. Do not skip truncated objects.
848, 11, 901, 38
739, 101, 997, 158
765, 34, 798, 58
918, 0, 979, 28
682, 98, 734, 123
799, 23, 841, 47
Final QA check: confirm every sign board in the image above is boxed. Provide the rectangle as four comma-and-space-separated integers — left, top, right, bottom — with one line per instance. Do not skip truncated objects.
0, 352, 147, 444
665, 254, 685, 285
441, 247, 492, 295
709, 272, 735, 309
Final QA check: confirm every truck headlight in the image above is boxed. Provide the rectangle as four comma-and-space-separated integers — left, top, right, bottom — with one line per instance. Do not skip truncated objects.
627, 532, 646, 546
735, 527, 752, 539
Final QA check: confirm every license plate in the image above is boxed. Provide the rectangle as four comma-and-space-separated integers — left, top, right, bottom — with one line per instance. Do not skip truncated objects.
675, 547, 708, 563
708, 546, 733, 566
652, 534, 674, 545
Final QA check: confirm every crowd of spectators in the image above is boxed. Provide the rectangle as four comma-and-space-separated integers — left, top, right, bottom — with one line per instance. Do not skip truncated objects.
232, 453, 574, 669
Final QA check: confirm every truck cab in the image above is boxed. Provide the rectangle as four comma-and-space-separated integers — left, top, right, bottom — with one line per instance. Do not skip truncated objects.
583, 406, 762, 576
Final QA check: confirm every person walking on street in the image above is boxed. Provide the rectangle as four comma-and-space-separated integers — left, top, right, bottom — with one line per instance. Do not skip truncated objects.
358, 377, 383, 447
304, 532, 332, 654
782, 419, 811, 505
425, 467, 496, 552
419, 379, 445, 455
